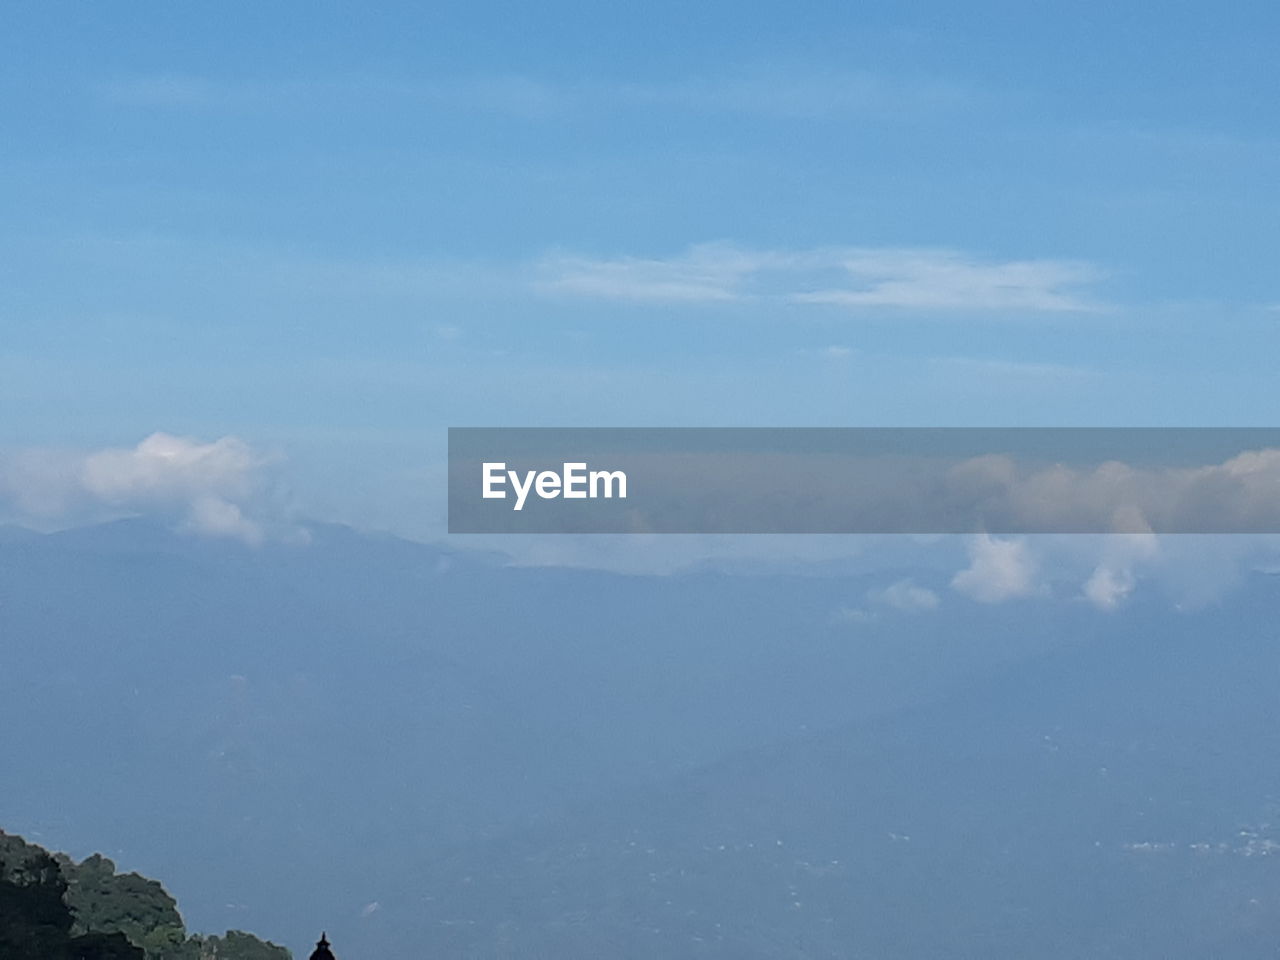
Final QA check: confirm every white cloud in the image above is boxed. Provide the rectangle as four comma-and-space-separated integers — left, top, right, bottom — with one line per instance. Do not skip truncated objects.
81, 433, 266, 506
0, 433, 284, 544
945, 448, 1280, 535
952, 534, 1040, 603
1083, 564, 1135, 611
1082, 532, 1159, 611
183, 496, 265, 546
539, 244, 788, 302
796, 249, 1101, 312
831, 606, 876, 624
540, 244, 1103, 313
869, 578, 940, 612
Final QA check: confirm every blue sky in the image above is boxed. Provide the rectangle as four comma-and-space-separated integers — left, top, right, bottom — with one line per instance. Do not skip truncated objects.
3, 1, 1280, 539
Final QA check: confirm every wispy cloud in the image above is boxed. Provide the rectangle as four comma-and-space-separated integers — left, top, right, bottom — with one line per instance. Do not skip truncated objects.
610, 70, 974, 118
539, 244, 1104, 313
926, 356, 1096, 381
795, 249, 1102, 312
95, 73, 564, 118
93, 69, 973, 121
98, 75, 222, 107
539, 244, 792, 302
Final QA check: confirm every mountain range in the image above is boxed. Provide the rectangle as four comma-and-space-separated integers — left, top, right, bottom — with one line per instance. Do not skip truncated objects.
2, 520, 1277, 957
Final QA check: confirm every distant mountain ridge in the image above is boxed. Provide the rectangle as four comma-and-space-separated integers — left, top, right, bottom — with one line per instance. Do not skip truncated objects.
385, 575, 1280, 958
3, 519, 1279, 957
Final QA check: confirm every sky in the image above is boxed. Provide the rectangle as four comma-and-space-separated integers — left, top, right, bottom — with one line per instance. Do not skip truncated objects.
2, 1, 1280, 545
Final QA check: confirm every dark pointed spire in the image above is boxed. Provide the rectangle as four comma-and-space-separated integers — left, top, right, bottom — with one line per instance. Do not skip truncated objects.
309, 932, 336, 960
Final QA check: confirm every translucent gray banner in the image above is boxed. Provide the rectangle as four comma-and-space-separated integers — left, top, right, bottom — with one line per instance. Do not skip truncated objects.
448, 428, 1280, 534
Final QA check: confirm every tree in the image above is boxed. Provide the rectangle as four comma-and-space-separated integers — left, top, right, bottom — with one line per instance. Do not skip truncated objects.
0, 848, 144, 960
70, 930, 150, 960
63, 853, 188, 959
191, 930, 293, 960
1, 831, 288, 960
0, 849, 77, 960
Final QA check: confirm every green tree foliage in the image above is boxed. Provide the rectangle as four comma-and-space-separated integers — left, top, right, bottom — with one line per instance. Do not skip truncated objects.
0, 831, 289, 960
0, 843, 145, 960
0, 846, 80, 960
189, 930, 292, 960
62, 853, 189, 959
69, 931, 151, 960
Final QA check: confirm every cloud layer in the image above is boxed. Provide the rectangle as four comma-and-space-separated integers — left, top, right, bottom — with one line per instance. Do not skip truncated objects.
0, 433, 283, 544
